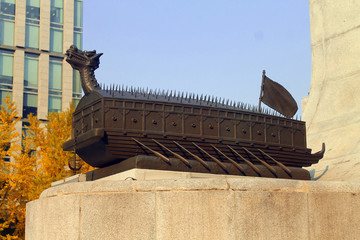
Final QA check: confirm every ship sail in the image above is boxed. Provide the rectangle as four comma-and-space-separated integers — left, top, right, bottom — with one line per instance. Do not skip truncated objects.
259, 71, 298, 118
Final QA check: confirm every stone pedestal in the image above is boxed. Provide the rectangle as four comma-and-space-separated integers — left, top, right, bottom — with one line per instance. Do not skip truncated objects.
26, 176, 360, 240
302, 0, 360, 181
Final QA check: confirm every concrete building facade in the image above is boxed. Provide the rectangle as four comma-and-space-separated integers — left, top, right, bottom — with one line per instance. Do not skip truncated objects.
0, 0, 83, 151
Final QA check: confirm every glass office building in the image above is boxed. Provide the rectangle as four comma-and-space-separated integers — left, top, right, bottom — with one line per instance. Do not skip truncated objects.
0, 0, 83, 161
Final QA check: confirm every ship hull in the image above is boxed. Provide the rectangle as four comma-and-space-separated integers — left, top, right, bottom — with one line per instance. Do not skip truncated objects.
63, 92, 324, 174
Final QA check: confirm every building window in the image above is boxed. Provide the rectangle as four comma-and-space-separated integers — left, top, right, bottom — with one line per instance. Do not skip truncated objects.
0, 0, 15, 46
72, 70, 81, 106
25, 0, 40, 49
0, 89, 11, 106
0, 0, 15, 15
48, 96, 61, 113
49, 57, 62, 113
22, 122, 30, 137
49, 57, 62, 90
22, 122, 36, 153
73, 32, 82, 50
24, 53, 38, 88
50, 0, 63, 53
0, 49, 13, 104
25, 24, 39, 49
50, 0, 63, 24
74, 0, 82, 28
0, 49, 13, 85
23, 93, 37, 117
50, 27, 63, 53
23, 53, 38, 118
26, 0, 40, 19
73, 0, 83, 49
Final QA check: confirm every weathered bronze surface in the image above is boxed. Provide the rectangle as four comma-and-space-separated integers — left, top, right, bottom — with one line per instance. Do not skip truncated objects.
63, 46, 324, 180
85, 155, 311, 181
259, 70, 298, 118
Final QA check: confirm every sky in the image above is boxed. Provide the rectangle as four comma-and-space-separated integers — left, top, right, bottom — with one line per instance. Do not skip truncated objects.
83, 1, 311, 116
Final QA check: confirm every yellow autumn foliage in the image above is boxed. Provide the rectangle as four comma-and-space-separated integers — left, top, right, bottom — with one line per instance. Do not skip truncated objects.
0, 97, 93, 239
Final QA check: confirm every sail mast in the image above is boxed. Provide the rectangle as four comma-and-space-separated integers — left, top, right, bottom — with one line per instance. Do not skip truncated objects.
258, 70, 266, 112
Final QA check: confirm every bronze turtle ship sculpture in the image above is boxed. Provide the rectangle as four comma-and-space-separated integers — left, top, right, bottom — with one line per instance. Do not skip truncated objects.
63, 45, 324, 180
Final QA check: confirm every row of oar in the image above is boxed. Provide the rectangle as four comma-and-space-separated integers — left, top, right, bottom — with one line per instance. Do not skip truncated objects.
132, 138, 292, 178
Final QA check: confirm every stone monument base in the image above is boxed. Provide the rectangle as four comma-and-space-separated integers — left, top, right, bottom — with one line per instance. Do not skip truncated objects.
26, 175, 360, 239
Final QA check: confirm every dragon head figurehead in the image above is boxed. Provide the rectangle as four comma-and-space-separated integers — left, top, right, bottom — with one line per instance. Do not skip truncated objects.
66, 45, 103, 71
66, 45, 103, 95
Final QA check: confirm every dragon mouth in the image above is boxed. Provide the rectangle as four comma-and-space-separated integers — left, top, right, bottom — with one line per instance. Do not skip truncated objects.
66, 45, 88, 69
66, 45, 103, 70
